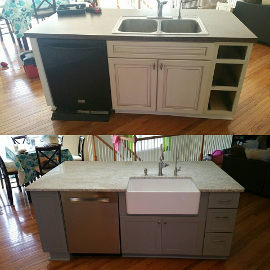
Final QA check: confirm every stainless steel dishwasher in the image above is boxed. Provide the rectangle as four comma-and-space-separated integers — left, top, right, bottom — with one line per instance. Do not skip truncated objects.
61, 192, 120, 254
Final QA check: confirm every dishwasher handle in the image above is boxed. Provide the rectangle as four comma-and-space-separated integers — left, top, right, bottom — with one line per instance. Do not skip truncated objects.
69, 197, 110, 203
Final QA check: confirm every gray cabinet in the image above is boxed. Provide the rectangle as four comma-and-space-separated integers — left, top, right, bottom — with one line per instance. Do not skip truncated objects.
31, 191, 70, 260
162, 217, 205, 255
203, 233, 233, 257
120, 216, 204, 256
119, 192, 209, 256
120, 216, 162, 254
203, 192, 240, 257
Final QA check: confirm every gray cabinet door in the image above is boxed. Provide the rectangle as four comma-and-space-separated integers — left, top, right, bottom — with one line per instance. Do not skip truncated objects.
162, 217, 205, 255
120, 216, 162, 255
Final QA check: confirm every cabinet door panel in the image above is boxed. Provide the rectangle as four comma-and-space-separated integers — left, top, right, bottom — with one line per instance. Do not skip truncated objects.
162, 217, 205, 255
108, 58, 157, 111
157, 60, 211, 114
120, 216, 162, 254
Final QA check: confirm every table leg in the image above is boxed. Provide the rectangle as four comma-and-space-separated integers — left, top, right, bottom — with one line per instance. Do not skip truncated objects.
22, 36, 29, 51
17, 38, 23, 49
4, 176, 13, 206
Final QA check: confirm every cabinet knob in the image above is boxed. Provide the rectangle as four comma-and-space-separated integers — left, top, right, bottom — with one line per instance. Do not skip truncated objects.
163, 221, 167, 224
157, 220, 161, 224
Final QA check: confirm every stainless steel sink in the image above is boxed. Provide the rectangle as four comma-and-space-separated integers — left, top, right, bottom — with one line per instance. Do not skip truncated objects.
161, 19, 203, 34
118, 18, 158, 33
112, 16, 208, 35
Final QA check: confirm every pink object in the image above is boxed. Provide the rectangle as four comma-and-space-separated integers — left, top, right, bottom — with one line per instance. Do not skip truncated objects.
212, 150, 224, 166
112, 135, 121, 151
1, 62, 8, 67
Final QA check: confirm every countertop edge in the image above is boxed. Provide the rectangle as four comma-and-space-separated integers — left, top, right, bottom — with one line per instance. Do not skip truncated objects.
26, 188, 245, 192
25, 33, 257, 43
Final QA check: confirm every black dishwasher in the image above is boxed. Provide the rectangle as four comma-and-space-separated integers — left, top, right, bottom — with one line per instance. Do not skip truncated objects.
38, 38, 112, 121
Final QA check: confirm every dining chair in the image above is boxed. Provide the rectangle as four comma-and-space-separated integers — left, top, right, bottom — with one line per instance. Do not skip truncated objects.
11, 135, 27, 144
58, 135, 64, 146
32, 0, 57, 24
35, 144, 62, 176
72, 136, 85, 161
0, 15, 15, 44
0, 155, 23, 206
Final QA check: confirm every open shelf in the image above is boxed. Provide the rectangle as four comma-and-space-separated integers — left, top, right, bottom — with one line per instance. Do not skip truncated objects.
217, 45, 248, 60
208, 90, 236, 112
212, 63, 243, 87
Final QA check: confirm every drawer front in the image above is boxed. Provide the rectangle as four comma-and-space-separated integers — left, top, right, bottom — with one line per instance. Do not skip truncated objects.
107, 41, 215, 60
203, 233, 233, 257
205, 209, 237, 232
208, 193, 240, 209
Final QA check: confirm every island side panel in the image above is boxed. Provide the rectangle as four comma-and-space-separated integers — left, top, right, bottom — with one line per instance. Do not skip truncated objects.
30, 38, 55, 109
31, 191, 70, 260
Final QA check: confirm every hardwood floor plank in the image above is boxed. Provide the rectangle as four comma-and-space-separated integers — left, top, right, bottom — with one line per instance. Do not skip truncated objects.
1, 37, 270, 134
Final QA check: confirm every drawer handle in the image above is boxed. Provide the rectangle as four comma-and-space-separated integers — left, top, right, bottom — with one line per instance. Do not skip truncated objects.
160, 63, 163, 70
216, 216, 229, 219
218, 200, 231, 203
69, 197, 110, 203
153, 63, 156, 70
213, 240, 225, 243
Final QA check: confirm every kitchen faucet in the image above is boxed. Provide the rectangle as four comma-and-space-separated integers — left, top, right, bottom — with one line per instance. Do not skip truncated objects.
158, 144, 168, 176
178, 0, 183, 19
174, 152, 181, 176
156, 0, 168, 18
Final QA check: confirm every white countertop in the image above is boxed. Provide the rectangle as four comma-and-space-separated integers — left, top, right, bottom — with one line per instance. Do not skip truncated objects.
25, 9, 257, 42
26, 161, 244, 192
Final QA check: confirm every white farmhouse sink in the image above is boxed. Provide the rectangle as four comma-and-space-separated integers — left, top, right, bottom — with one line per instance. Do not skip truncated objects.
126, 177, 200, 215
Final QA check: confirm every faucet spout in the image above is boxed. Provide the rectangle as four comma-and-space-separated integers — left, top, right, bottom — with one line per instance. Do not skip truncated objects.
156, 0, 168, 18
178, 0, 183, 19
158, 144, 169, 176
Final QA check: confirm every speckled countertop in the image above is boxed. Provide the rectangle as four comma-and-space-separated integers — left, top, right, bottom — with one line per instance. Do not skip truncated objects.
25, 8, 257, 42
26, 161, 244, 192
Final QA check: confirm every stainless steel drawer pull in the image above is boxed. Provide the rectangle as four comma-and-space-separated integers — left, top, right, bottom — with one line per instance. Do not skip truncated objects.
218, 200, 231, 203
69, 197, 110, 203
213, 240, 225, 243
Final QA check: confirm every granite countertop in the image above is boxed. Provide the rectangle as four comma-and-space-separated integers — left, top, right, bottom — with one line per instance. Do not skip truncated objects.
25, 8, 257, 42
26, 161, 244, 192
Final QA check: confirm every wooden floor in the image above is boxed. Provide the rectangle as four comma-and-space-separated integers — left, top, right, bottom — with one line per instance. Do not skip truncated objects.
0, 187, 269, 270
0, 37, 270, 134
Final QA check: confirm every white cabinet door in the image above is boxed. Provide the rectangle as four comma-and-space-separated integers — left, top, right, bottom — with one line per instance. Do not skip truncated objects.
108, 58, 157, 112
157, 60, 211, 114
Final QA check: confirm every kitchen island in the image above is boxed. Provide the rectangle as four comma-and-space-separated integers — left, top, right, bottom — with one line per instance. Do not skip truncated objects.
27, 161, 244, 260
25, 8, 257, 121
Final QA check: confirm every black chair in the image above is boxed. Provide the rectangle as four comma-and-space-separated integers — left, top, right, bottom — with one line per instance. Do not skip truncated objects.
0, 15, 15, 44
35, 144, 62, 176
32, 0, 57, 23
11, 135, 27, 144
58, 135, 64, 146
0, 155, 23, 206
72, 136, 85, 161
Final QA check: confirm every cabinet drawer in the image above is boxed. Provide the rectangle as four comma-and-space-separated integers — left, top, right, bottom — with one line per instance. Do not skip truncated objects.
107, 41, 215, 60
203, 233, 233, 257
205, 209, 237, 232
208, 193, 240, 208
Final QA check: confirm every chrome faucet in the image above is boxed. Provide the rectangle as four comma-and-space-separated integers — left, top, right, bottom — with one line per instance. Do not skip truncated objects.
156, 0, 168, 18
174, 152, 181, 176
178, 0, 183, 19
158, 144, 168, 176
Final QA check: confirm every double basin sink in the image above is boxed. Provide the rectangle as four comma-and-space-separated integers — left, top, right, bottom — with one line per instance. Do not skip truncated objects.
126, 177, 201, 215
113, 16, 208, 35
